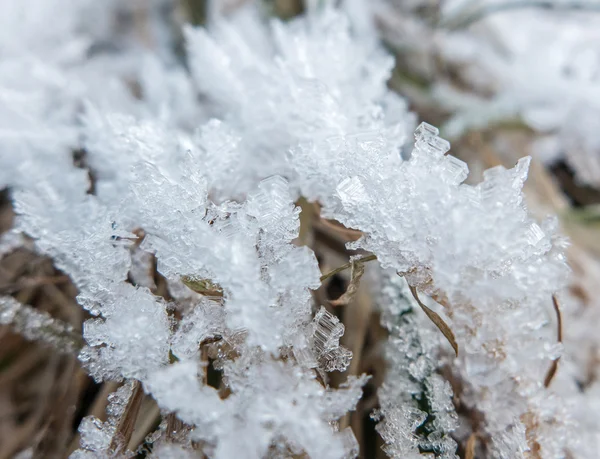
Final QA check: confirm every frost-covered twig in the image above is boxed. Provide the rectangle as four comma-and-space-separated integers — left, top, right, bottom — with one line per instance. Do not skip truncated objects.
374, 273, 458, 458
0, 295, 83, 354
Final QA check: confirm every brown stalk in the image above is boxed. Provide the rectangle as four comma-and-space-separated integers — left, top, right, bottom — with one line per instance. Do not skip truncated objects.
109, 380, 144, 453
543, 295, 563, 388
166, 413, 185, 441
465, 433, 477, 459
127, 402, 161, 450
319, 254, 377, 283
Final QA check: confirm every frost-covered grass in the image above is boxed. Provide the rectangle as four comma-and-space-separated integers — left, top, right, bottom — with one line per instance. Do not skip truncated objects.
1, 1, 600, 458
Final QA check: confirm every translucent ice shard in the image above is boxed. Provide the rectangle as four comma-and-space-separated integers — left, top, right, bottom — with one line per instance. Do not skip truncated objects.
310, 306, 353, 372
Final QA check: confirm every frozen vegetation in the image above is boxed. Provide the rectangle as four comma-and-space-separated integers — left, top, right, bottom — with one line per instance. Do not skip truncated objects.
1, 0, 599, 458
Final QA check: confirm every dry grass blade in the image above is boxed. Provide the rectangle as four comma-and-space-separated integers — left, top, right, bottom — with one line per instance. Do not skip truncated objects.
166, 412, 185, 441
330, 261, 365, 307
465, 433, 477, 459
67, 381, 120, 455
408, 285, 459, 356
552, 295, 563, 343
0, 274, 69, 294
544, 295, 563, 388
319, 254, 377, 283
127, 402, 161, 451
109, 380, 144, 452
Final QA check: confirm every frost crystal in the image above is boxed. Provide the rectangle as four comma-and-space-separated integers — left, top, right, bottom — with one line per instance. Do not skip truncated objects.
309, 306, 353, 372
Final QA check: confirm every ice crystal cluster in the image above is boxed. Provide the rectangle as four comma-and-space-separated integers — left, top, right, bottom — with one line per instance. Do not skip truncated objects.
0, 0, 582, 457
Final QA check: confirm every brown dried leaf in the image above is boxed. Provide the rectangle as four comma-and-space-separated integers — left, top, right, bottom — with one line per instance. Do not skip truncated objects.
330, 261, 365, 307
181, 276, 223, 297
318, 218, 363, 241
408, 285, 459, 356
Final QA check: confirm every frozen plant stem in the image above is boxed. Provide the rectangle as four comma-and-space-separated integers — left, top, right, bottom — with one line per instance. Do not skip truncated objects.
0, 295, 84, 354
319, 254, 377, 282
166, 413, 184, 441
109, 380, 144, 452
330, 259, 366, 307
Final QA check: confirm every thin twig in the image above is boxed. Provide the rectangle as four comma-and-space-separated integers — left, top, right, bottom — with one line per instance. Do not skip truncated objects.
330, 261, 366, 307
544, 295, 563, 388
319, 254, 377, 282
0, 296, 84, 354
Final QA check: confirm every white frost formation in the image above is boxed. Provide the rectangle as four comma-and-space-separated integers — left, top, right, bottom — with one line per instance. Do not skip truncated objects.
0, 0, 581, 457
